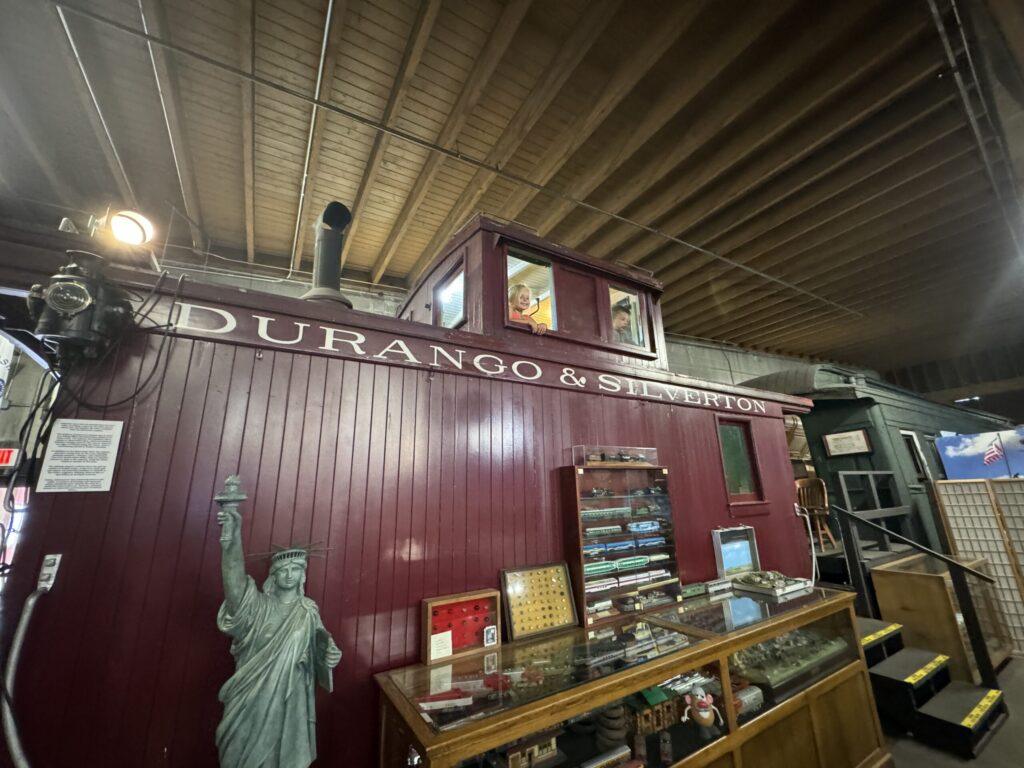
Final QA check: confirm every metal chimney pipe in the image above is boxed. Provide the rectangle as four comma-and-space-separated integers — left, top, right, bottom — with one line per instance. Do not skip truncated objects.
301, 201, 353, 307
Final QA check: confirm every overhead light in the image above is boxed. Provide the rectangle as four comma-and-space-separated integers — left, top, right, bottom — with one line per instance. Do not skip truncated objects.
953, 395, 981, 404
109, 210, 155, 245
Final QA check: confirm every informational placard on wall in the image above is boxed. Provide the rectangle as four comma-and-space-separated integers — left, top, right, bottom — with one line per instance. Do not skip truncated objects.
37, 419, 123, 492
822, 429, 872, 457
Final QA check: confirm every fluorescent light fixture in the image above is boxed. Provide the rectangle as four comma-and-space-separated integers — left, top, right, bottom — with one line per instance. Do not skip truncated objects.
953, 395, 981, 404
110, 210, 155, 245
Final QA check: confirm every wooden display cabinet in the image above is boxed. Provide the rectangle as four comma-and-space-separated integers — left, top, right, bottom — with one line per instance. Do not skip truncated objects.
377, 589, 892, 768
872, 553, 1012, 683
562, 465, 681, 629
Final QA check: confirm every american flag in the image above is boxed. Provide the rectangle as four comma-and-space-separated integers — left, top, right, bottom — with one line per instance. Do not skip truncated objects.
983, 438, 1004, 466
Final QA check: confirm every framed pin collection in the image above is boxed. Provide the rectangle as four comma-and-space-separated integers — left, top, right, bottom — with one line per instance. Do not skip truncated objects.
421, 588, 502, 664
500, 562, 578, 640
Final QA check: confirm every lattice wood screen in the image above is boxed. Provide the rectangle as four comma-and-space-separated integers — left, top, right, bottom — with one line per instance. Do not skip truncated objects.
934, 480, 1024, 653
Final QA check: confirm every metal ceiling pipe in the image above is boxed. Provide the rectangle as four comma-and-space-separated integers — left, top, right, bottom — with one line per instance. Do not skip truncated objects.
301, 201, 353, 307
54, 6, 137, 208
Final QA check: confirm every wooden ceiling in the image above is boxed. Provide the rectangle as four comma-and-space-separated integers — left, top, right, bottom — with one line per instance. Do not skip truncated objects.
1, 0, 1022, 374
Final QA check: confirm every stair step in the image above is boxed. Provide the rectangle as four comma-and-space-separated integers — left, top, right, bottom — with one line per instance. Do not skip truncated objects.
869, 648, 951, 732
856, 617, 903, 667
914, 682, 1007, 759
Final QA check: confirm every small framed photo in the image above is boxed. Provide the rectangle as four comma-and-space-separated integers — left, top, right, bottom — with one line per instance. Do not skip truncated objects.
421, 589, 502, 665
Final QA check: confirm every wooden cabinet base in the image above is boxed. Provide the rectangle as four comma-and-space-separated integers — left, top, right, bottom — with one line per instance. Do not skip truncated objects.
377, 592, 893, 768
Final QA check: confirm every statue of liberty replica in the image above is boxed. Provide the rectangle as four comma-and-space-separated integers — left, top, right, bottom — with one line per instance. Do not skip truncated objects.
214, 475, 342, 767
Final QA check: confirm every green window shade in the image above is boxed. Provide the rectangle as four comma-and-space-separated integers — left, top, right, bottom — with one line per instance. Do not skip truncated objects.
719, 422, 759, 497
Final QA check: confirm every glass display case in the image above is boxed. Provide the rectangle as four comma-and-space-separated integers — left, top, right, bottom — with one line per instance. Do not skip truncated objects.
572, 445, 659, 467
455, 661, 729, 768
562, 466, 680, 628
647, 590, 858, 725
386, 619, 698, 734
378, 589, 891, 768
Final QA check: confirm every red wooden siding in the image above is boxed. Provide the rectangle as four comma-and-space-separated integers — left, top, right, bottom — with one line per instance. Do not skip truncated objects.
1, 329, 807, 767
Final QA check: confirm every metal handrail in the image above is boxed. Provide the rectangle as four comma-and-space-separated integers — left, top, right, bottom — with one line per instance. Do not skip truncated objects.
831, 504, 995, 584
831, 503, 1000, 690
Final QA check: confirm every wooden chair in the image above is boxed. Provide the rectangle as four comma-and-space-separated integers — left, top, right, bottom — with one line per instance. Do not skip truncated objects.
796, 478, 837, 551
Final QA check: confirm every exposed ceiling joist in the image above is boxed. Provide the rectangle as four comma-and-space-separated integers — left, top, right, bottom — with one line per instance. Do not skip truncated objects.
407, 0, 623, 283
662, 170, 992, 330
493, 0, 708, 228
659, 133, 982, 318
338, 0, 442, 270
618, 83, 960, 271
138, 0, 205, 250
524, 0, 801, 241
694, 210, 1002, 341
558, 2, 927, 252
289, 0, 348, 270
369, 0, 533, 283
238, 0, 255, 262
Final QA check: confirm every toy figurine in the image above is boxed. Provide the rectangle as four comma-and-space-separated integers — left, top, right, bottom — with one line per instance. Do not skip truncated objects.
214, 476, 342, 768
680, 685, 724, 741
659, 730, 673, 765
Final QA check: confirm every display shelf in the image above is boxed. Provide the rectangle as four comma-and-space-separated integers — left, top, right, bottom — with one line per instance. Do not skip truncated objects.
565, 464, 681, 629
377, 589, 892, 768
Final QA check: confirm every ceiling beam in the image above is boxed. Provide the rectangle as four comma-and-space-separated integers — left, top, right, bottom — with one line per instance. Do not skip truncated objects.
493, 0, 707, 226
138, 0, 205, 250
698, 212, 1003, 342
667, 190, 996, 341
406, 0, 622, 283
664, 176, 993, 334
659, 132, 980, 319
337, 0, 442, 271
238, 0, 255, 262
713, 211, 1004, 348
289, 0, 348, 271
523, 0, 802, 242
562, 2, 930, 253
609, 75, 958, 272
643, 101, 964, 296
606, 30, 948, 285
369, 0, 533, 283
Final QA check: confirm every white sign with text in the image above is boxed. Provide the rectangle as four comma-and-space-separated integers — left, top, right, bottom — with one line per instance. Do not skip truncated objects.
37, 419, 124, 493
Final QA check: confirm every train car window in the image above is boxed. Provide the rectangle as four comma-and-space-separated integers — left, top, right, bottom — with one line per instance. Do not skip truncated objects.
434, 267, 465, 329
718, 420, 763, 502
609, 286, 644, 347
507, 251, 557, 332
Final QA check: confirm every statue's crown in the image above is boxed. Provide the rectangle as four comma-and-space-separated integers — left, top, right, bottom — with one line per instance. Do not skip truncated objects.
270, 547, 309, 566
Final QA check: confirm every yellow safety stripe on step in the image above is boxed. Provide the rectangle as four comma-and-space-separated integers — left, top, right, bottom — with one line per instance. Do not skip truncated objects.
903, 654, 949, 684
861, 623, 902, 646
961, 689, 1002, 729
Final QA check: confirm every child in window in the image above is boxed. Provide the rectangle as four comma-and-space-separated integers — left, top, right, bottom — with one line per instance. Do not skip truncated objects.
508, 283, 547, 335
612, 303, 635, 345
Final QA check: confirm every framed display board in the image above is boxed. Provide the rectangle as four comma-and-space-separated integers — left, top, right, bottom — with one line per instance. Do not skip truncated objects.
501, 562, 578, 640
421, 589, 501, 664
822, 429, 871, 457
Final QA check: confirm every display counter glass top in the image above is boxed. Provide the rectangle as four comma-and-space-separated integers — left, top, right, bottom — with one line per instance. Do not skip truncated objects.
647, 588, 840, 636
384, 617, 699, 733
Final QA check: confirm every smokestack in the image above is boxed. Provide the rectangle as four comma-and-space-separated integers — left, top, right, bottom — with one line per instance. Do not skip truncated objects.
301, 201, 353, 307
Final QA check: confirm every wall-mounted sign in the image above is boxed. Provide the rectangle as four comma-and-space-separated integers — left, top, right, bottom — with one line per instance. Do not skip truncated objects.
823, 429, 871, 457
37, 419, 123, 493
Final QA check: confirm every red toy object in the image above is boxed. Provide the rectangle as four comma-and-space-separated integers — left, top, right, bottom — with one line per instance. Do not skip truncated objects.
422, 589, 502, 663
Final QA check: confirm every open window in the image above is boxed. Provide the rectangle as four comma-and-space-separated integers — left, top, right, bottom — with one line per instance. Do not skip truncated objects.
717, 419, 763, 503
433, 264, 465, 329
608, 285, 645, 347
506, 251, 556, 332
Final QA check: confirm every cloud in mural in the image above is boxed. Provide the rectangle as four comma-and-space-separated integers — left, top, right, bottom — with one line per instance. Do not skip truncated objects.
943, 433, 1002, 458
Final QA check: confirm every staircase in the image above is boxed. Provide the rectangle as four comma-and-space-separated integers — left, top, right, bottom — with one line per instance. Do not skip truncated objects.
857, 617, 1007, 759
